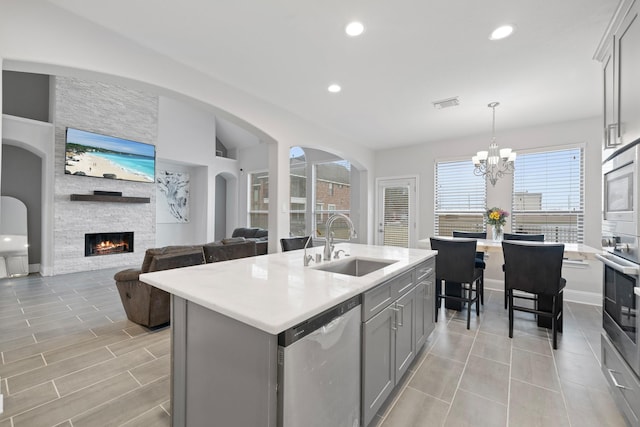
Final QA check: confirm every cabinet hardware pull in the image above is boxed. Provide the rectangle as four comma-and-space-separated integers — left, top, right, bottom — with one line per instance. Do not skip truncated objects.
390, 305, 399, 330
396, 303, 404, 326
607, 369, 630, 390
398, 282, 413, 294
605, 123, 619, 148
418, 267, 433, 279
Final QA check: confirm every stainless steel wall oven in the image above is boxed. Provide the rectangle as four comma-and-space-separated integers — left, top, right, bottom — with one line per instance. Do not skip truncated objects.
598, 139, 640, 425
598, 253, 639, 376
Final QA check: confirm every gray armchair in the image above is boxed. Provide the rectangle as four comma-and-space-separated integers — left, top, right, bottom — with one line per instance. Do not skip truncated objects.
114, 245, 205, 327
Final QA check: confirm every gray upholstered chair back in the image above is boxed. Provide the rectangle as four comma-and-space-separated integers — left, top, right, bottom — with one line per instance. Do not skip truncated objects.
430, 237, 478, 284
280, 236, 311, 251
502, 241, 565, 296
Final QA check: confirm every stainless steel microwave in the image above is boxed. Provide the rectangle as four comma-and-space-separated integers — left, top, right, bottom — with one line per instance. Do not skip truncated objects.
603, 142, 640, 245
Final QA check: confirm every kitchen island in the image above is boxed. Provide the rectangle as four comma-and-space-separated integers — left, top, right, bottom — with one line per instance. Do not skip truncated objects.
140, 243, 436, 427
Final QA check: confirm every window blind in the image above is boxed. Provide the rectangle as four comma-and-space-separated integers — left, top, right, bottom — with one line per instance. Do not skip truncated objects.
383, 186, 410, 247
434, 160, 487, 236
511, 147, 584, 243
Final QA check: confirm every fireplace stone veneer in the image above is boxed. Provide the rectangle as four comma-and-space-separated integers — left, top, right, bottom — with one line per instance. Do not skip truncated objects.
85, 232, 134, 257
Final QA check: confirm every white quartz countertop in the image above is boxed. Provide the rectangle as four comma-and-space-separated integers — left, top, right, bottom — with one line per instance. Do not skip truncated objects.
140, 243, 436, 335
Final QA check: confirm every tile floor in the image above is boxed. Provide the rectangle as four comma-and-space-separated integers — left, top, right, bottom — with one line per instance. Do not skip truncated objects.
0, 268, 629, 427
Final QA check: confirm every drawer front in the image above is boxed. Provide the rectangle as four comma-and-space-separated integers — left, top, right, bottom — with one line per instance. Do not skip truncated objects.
601, 333, 640, 425
362, 281, 395, 321
391, 269, 415, 299
415, 258, 435, 281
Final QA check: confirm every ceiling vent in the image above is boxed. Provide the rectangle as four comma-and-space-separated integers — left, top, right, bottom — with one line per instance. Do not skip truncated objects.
432, 97, 460, 109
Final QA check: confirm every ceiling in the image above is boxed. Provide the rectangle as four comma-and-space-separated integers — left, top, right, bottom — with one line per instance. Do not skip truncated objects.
46, 0, 619, 151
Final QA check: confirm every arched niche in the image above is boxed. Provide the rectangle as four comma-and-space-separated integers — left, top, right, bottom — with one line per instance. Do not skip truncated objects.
1, 115, 55, 275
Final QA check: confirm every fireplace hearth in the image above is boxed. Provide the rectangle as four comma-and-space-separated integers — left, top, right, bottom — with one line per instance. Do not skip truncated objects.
85, 232, 134, 257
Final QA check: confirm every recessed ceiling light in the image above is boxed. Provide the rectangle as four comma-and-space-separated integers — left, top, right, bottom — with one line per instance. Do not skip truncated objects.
345, 21, 365, 37
489, 25, 515, 40
328, 84, 342, 93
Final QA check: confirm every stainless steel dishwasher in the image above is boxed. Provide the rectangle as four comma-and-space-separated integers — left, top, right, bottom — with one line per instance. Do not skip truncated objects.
277, 295, 361, 427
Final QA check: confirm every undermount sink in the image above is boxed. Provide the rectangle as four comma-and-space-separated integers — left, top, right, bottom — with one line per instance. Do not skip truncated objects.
313, 257, 397, 277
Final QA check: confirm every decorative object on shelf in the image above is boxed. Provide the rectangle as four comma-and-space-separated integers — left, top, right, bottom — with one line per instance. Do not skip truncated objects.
156, 170, 190, 223
472, 102, 516, 186
485, 207, 509, 241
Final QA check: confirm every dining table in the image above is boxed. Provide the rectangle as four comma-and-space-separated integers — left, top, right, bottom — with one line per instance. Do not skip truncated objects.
417, 237, 603, 328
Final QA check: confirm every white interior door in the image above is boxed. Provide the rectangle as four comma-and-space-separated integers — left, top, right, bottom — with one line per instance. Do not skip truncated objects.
376, 178, 416, 247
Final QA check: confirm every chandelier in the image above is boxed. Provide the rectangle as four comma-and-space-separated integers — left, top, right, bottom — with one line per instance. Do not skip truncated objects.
472, 102, 516, 186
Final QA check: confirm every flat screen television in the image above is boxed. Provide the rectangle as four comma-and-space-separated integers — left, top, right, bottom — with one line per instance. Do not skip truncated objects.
65, 128, 155, 183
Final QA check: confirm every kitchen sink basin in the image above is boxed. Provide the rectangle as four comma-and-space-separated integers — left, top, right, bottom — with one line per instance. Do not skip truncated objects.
314, 257, 397, 277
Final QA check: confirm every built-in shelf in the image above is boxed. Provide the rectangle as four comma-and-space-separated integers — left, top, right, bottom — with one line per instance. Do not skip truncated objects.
70, 194, 151, 204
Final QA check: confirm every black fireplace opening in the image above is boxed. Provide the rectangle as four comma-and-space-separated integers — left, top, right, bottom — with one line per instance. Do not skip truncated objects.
85, 232, 134, 257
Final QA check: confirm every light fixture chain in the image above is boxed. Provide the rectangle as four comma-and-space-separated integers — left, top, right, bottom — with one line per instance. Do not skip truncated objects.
472, 101, 515, 187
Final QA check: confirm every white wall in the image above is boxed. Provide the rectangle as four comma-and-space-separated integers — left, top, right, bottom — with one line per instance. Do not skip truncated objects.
156, 96, 219, 245
0, 0, 376, 246
375, 116, 604, 304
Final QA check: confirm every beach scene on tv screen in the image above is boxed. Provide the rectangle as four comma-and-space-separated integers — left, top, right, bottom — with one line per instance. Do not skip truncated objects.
65, 128, 155, 183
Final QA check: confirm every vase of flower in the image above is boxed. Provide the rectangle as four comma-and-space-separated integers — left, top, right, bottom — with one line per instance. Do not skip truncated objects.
492, 224, 503, 242
485, 207, 509, 242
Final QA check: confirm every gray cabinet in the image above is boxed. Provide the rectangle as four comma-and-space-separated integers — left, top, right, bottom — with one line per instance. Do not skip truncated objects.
598, 0, 640, 150
601, 333, 640, 425
415, 260, 435, 350
617, 1, 640, 147
602, 40, 616, 152
361, 259, 435, 427
394, 287, 416, 380
361, 305, 395, 426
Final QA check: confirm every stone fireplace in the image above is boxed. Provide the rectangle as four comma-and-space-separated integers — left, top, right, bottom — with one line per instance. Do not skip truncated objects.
85, 232, 134, 257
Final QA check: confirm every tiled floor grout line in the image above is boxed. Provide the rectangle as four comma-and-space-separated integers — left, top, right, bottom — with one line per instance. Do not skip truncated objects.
552, 343, 573, 426
128, 369, 144, 387
120, 404, 165, 427
441, 308, 481, 425
374, 342, 436, 425
375, 312, 454, 427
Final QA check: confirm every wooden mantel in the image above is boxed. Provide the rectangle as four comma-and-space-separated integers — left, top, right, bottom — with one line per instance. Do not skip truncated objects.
70, 194, 151, 203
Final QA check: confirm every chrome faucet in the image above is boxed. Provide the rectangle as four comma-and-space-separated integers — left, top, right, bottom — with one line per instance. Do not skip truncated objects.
324, 213, 357, 261
303, 235, 314, 266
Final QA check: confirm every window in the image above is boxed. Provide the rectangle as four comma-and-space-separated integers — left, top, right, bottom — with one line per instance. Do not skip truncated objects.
511, 146, 584, 243
290, 147, 307, 236
435, 159, 487, 236
315, 160, 351, 239
248, 171, 269, 229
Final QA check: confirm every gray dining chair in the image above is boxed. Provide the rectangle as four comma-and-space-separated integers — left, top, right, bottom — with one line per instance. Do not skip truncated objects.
502, 241, 565, 349
503, 233, 544, 241
280, 236, 312, 252
452, 231, 487, 305
502, 233, 544, 308
430, 237, 483, 329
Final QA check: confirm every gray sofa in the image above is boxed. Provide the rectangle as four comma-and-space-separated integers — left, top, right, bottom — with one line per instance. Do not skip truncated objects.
231, 227, 268, 255
114, 239, 258, 327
